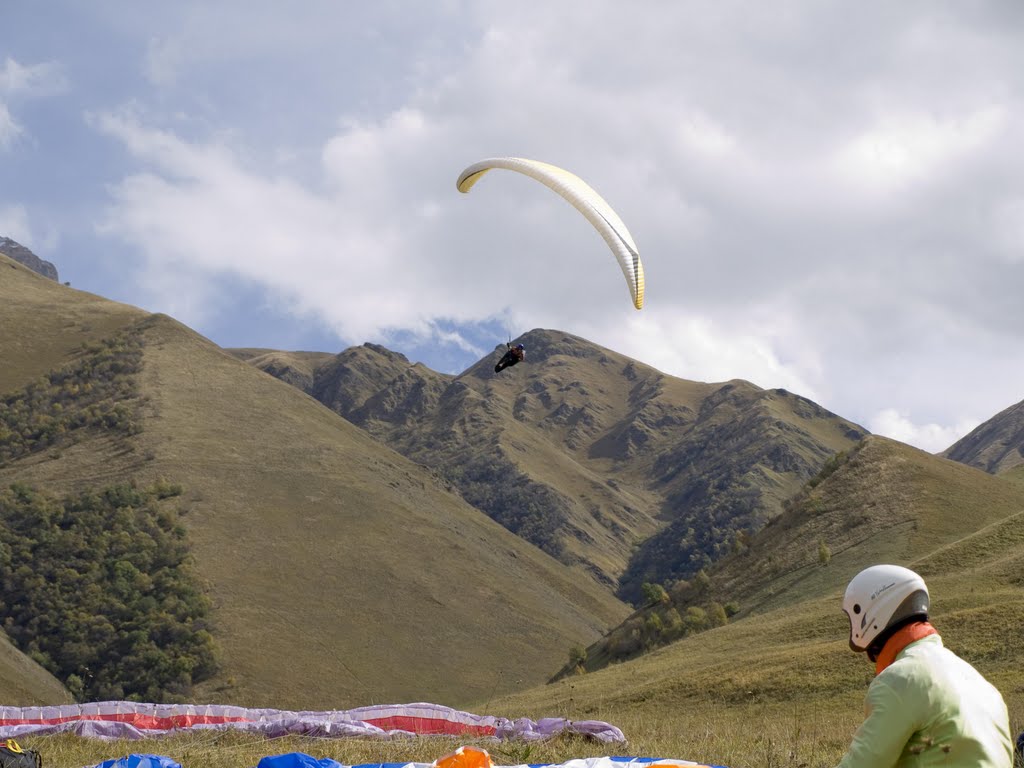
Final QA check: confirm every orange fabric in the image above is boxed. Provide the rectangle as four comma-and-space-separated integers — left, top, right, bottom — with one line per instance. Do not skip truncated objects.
875, 621, 938, 675
434, 746, 493, 768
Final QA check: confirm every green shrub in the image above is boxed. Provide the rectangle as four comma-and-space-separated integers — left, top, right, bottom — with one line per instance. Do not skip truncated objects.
641, 582, 669, 607
444, 455, 569, 558
0, 331, 145, 463
0, 482, 219, 702
818, 540, 832, 565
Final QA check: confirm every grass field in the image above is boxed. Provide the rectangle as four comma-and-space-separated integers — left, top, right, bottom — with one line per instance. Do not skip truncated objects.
17, 687, 1020, 768
3, 253, 1022, 767
0, 256, 628, 708
18, 577, 1024, 768
18, 707, 864, 768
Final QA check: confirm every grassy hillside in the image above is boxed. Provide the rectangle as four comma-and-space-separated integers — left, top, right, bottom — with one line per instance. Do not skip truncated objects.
552, 435, 1024, 680
226, 349, 336, 394
0, 256, 145, 396
31, 434, 1023, 768
702, 436, 1024, 616
0, 629, 72, 705
487, 437, 1024, 765
245, 329, 867, 602
0, 254, 628, 707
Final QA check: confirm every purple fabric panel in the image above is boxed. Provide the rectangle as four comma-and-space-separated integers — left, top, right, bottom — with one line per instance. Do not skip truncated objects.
0, 702, 625, 743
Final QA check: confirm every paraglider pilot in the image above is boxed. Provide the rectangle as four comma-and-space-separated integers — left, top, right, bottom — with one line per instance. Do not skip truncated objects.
833, 564, 1013, 767
494, 343, 525, 373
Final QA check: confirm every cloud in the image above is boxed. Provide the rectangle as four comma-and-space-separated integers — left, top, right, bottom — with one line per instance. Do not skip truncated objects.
0, 57, 66, 150
0, 57, 62, 94
0, 58, 67, 102
868, 408, 980, 454
989, 198, 1024, 263
0, 104, 21, 149
82, 3, 1024, 451
589, 308, 822, 396
0, 205, 33, 244
832, 107, 1006, 192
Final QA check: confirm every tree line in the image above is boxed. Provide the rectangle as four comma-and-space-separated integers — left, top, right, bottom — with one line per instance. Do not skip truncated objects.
0, 481, 219, 702
0, 332, 144, 465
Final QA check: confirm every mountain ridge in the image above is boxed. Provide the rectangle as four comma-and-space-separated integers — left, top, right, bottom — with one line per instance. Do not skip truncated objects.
241, 329, 869, 601
0, 236, 59, 282
942, 397, 1024, 475
0, 252, 628, 708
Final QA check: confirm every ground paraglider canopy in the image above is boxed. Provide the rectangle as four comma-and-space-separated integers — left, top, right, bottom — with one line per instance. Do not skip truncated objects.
0, 702, 624, 741
3, 704, 731, 768
456, 157, 645, 310
83, 752, 728, 768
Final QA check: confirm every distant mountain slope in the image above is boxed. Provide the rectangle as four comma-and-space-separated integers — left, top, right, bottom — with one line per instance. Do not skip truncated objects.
693, 435, 1024, 617
942, 397, 1024, 474
524, 436, 1019, 708
0, 254, 628, 708
228, 349, 336, 393
243, 330, 867, 601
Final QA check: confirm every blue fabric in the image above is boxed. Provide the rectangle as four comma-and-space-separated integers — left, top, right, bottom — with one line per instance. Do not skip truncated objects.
257, 753, 344, 768
92, 756, 182, 768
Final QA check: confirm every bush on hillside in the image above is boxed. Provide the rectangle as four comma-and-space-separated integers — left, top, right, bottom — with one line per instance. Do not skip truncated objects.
555, 578, 734, 681
0, 482, 219, 702
617, 471, 765, 604
444, 455, 569, 558
0, 331, 144, 465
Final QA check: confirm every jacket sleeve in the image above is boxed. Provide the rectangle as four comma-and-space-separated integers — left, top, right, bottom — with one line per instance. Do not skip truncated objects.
836, 676, 921, 768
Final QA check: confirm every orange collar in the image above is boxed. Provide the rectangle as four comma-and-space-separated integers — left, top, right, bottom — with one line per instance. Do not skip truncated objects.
875, 621, 938, 675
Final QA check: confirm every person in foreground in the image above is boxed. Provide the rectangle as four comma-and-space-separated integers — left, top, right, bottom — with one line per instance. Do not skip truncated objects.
835, 564, 1013, 768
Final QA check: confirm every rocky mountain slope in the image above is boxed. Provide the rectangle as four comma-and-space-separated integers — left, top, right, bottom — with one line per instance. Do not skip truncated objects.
0, 253, 628, 707
0, 236, 59, 281
942, 397, 1024, 475
544, 433, 1024, 691
242, 330, 868, 603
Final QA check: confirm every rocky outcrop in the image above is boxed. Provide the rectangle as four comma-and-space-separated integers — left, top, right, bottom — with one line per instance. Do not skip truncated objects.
0, 237, 59, 281
942, 397, 1024, 474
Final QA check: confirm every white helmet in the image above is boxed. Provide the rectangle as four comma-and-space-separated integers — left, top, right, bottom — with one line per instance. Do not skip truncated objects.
842, 564, 929, 653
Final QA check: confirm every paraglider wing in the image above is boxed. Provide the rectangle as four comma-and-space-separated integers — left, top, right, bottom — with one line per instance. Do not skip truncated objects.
456, 157, 645, 310
0, 701, 626, 742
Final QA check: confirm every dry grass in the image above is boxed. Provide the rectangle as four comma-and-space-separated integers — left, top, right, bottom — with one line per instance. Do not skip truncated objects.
20, 707, 862, 768
0, 265, 627, 709
3, 252, 1022, 767
0, 256, 146, 397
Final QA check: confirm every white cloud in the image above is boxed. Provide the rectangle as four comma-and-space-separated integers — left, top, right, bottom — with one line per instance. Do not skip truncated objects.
0, 57, 66, 150
144, 37, 182, 88
989, 198, 1024, 263
588, 308, 821, 397
0, 205, 33, 244
0, 57, 66, 97
65, 2, 1024, 453
832, 107, 1006, 191
0, 104, 22, 149
868, 408, 981, 454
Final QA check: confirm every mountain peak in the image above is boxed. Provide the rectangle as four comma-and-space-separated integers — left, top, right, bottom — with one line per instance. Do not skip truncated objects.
942, 397, 1024, 474
0, 237, 59, 282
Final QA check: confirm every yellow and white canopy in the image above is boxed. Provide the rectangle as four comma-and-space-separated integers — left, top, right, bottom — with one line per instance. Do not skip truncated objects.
457, 157, 645, 310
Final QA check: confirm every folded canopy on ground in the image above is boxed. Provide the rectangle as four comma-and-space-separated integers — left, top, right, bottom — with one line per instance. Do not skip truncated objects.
84, 753, 727, 768
0, 702, 624, 742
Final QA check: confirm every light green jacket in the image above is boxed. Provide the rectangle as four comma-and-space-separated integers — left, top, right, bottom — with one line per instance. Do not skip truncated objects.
837, 635, 1013, 768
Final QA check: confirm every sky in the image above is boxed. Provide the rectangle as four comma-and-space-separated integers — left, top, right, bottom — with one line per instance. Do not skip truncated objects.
2, 2, 1024, 453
